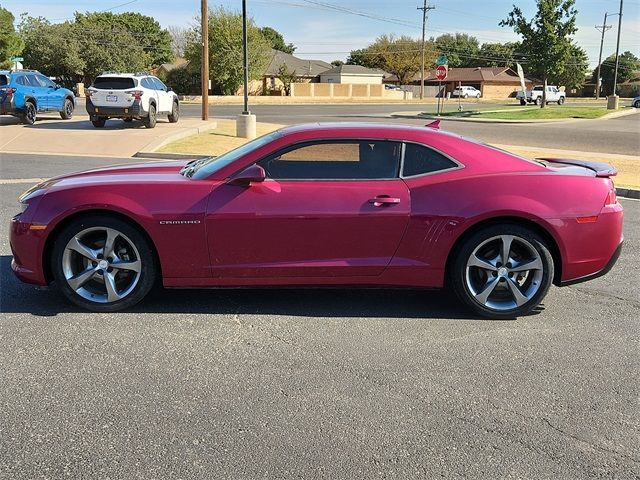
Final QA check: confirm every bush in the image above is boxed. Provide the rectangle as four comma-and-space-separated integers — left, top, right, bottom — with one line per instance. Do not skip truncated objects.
165, 65, 201, 95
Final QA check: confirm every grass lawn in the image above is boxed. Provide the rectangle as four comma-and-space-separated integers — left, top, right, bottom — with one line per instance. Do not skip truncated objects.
158, 119, 283, 156
429, 106, 610, 120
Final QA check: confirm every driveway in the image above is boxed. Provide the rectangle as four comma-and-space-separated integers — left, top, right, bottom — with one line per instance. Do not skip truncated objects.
0, 114, 215, 157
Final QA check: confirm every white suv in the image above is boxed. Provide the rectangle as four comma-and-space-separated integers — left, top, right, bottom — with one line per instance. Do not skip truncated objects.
86, 73, 179, 128
452, 86, 481, 98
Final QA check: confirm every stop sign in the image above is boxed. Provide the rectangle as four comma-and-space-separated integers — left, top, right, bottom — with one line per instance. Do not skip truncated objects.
436, 64, 448, 81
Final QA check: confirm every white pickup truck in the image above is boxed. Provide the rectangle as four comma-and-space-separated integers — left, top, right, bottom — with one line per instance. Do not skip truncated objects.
516, 85, 566, 105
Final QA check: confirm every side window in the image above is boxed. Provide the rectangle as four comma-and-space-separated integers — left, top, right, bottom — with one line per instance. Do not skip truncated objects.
15, 76, 26, 86
260, 141, 402, 180
36, 74, 55, 88
140, 78, 153, 89
153, 77, 167, 91
402, 143, 458, 177
25, 75, 41, 87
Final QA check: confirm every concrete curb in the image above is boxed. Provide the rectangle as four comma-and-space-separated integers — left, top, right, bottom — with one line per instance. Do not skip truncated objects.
616, 188, 640, 200
137, 121, 218, 153
392, 107, 638, 124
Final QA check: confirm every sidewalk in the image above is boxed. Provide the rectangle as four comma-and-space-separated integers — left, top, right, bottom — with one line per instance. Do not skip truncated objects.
0, 115, 216, 157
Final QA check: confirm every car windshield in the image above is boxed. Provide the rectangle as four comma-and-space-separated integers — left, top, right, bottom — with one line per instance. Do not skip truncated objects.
533, 86, 543, 91
185, 130, 283, 179
92, 77, 136, 90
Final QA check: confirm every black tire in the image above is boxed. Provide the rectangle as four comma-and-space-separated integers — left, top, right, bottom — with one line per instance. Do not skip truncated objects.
534, 97, 541, 105
476, 93, 481, 99
20, 101, 37, 125
463, 94, 469, 98
519, 99, 526, 106
557, 97, 565, 105
143, 104, 157, 128
450, 224, 554, 319
60, 98, 74, 119
168, 101, 179, 123
91, 117, 106, 128
634, 100, 640, 108
51, 215, 157, 312
123, 118, 133, 123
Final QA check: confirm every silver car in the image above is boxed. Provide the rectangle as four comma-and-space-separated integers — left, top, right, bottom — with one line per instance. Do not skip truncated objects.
452, 86, 481, 98
633, 96, 640, 108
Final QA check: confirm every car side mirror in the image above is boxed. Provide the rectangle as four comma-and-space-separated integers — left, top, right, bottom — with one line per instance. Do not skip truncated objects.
226, 164, 266, 186
166, 86, 173, 92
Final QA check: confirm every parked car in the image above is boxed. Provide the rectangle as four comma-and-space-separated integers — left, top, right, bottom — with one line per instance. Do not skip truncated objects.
0, 69, 75, 124
11, 123, 623, 318
516, 85, 566, 105
385, 84, 403, 91
633, 96, 640, 108
452, 86, 481, 98
85, 73, 179, 128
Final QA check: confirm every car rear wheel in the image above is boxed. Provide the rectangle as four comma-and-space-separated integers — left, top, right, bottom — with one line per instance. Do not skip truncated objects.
91, 117, 106, 128
450, 224, 554, 319
21, 102, 37, 125
557, 97, 565, 105
463, 94, 469, 98
168, 101, 179, 123
634, 100, 640, 108
144, 104, 157, 128
519, 99, 526, 106
534, 97, 541, 105
52, 215, 156, 312
476, 93, 481, 98
60, 98, 74, 119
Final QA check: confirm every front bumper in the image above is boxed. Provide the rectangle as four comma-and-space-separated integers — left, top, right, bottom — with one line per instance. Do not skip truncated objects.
9, 214, 48, 286
86, 97, 145, 118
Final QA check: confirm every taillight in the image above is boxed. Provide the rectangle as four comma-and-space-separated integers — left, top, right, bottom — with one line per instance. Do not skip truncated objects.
85, 89, 94, 98
3, 87, 16, 100
125, 90, 144, 100
605, 188, 617, 206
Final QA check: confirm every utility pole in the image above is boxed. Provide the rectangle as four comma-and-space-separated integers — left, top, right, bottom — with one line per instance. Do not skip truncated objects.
417, 0, 435, 100
594, 12, 612, 100
201, 0, 209, 120
612, 0, 624, 98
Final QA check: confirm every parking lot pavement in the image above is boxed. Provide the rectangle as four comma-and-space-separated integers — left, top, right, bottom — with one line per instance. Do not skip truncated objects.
0, 115, 216, 157
0, 175, 638, 477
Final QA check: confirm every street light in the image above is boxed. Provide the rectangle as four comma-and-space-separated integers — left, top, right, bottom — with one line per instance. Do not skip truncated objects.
236, 0, 256, 139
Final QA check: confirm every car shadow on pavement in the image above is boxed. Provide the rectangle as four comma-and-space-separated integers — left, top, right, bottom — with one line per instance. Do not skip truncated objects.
24, 118, 163, 130
0, 256, 540, 320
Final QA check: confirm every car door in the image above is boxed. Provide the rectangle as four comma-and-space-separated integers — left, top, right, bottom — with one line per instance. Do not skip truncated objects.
35, 74, 63, 111
152, 77, 171, 113
205, 139, 410, 278
25, 74, 48, 111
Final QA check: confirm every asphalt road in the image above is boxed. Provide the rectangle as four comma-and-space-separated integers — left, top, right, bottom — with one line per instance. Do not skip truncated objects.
0, 153, 638, 478
182, 103, 640, 156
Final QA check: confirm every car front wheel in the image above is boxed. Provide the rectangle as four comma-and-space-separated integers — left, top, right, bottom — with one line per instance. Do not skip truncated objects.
60, 98, 74, 119
634, 100, 640, 108
450, 224, 554, 319
52, 215, 156, 312
557, 97, 565, 105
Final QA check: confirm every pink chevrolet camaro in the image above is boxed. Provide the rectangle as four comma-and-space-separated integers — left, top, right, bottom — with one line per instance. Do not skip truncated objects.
10, 122, 623, 318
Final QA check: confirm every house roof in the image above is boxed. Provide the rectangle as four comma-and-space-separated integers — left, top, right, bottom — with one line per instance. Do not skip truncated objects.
423, 67, 526, 83
264, 50, 331, 77
319, 64, 386, 76
621, 71, 640, 84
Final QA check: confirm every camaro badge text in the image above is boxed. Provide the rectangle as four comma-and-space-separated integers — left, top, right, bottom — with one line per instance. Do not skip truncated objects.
159, 220, 201, 225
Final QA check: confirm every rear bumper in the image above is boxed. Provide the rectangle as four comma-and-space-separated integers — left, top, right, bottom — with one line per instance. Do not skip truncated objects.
560, 242, 622, 286
86, 97, 145, 118
0, 99, 17, 115
558, 202, 624, 285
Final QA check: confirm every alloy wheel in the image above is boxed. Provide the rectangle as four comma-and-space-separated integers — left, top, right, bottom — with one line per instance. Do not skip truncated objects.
465, 234, 544, 311
61, 227, 142, 303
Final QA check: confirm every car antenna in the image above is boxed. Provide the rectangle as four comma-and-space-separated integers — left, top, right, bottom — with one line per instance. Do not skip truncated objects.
425, 120, 440, 129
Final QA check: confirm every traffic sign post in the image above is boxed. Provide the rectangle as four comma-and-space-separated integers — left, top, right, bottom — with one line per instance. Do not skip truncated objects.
435, 64, 448, 116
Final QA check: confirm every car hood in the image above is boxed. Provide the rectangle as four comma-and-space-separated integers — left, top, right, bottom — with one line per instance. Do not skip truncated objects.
22, 160, 199, 199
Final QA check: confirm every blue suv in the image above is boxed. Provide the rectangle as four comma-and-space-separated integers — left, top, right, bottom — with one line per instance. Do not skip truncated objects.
0, 70, 75, 125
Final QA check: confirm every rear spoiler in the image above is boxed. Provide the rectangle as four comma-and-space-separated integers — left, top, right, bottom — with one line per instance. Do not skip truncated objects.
537, 158, 617, 177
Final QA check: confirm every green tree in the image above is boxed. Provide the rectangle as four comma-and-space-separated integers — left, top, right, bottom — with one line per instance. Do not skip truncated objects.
331, 59, 344, 67
73, 11, 173, 67
260, 26, 295, 54
185, 7, 272, 95
276, 64, 298, 95
500, 0, 578, 108
477, 42, 522, 68
434, 33, 479, 67
593, 51, 640, 95
0, 7, 23, 69
348, 35, 434, 84
18, 16, 84, 83
554, 44, 588, 90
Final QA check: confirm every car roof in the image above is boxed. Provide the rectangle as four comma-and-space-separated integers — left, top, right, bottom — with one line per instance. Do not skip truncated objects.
96, 73, 153, 77
277, 122, 463, 142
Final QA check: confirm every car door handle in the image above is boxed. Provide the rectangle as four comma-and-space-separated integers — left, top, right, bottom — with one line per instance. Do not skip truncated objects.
369, 196, 401, 207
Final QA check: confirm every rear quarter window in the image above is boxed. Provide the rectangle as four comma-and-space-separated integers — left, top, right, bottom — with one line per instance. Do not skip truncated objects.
92, 77, 136, 90
402, 143, 459, 177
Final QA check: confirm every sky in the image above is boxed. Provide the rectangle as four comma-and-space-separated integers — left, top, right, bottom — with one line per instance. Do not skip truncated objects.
1, 0, 639, 70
